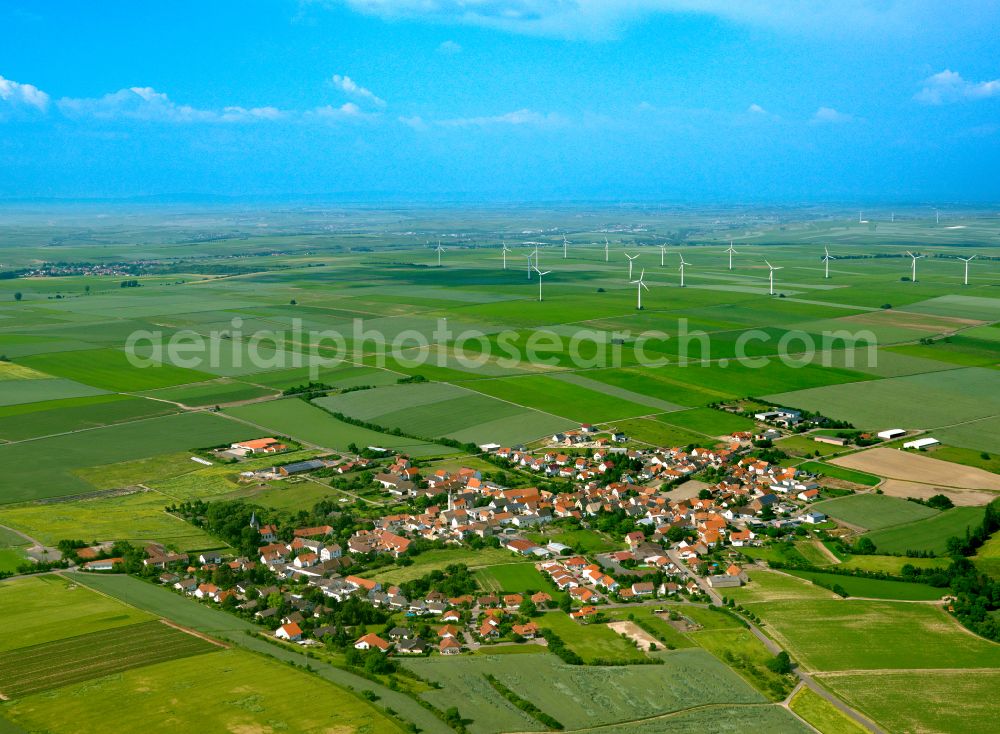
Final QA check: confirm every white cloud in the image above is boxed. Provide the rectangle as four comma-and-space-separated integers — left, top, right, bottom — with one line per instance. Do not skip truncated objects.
330, 74, 386, 107
437, 108, 562, 127
811, 106, 853, 124
915, 69, 1000, 105
334, 1, 990, 40
58, 87, 220, 122
0, 74, 49, 111
306, 102, 375, 120
747, 103, 766, 114
437, 40, 463, 53
399, 115, 428, 130
220, 106, 285, 121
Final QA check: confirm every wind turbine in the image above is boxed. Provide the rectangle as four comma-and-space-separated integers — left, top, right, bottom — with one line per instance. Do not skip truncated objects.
822, 246, 835, 279
563, 235, 569, 260
534, 266, 551, 301
959, 255, 975, 286
935, 209, 940, 225
501, 243, 511, 270
631, 268, 649, 310
725, 241, 737, 271
906, 251, 925, 282
659, 245, 667, 267
604, 237, 610, 262
526, 251, 536, 280
678, 254, 690, 288
435, 241, 445, 266
764, 259, 782, 296
625, 253, 639, 280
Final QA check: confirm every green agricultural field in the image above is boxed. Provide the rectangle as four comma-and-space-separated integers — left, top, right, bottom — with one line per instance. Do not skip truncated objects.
823, 670, 1000, 734
314, 382, 572, 444
475, 562, 555, 595
586, 704, 812, 734
536, 612, 649, 663
0, 411, 252, 502
750, 599, 1000, 671
779, 435, 847, 458
739, 543, 810, 567
794, 540, 837, 566
141, 378, 278, 406
726, 568, 840, 604
0, 575, 154, 652
370, 547, 516, 584
673, 604, 746, 630
838, 554, 950, 574
765, 367, 1000, 431
74, 451, 202, 490
788, 686, 868, 734
610, 417, 712, 448
525, 527, 620, 553
0, 395, 177, 441
458, 373, 658, 423
923, 442, 1000, 473
0, 490, 228, 551
974, 533, 1000, 578
20, 347, 214, 391
0, 547, 29, 573
0, 620, 219, 698
814, 493, 936, 530
148, 449, 321, 500
863, 506, 986, 555
405, 649, 763, 734
687, 628, 796, 700
798, 461, 880, 486
933, 418, 1000, 455
2, 648, 404, 734
225, 398, 452, 457
785, 569, 945, 600
657, 407, 756, 436
0, 377, 108, 407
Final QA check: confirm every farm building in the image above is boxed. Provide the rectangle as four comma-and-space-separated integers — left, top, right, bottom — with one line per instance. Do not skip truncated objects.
277, 459, 331, 476
903, 437, 940, 450
878, 429, 907, 440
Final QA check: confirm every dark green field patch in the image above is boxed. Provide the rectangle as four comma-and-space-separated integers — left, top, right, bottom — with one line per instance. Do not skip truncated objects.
864, 507, 987, 555
141, 379, 278, 407
0, 395, 178, 441
798, 461, 880, 486
20, 348, 214, 391
0, 620, 219, 698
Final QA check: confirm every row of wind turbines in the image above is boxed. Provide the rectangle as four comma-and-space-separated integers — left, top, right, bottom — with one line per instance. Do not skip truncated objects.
434, 237, 983, 307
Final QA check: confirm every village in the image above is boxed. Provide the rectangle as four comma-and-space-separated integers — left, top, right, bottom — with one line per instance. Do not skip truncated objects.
68, 413, 846, 661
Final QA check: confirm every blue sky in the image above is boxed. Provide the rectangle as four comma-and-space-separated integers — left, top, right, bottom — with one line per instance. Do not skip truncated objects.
1, 1, 999, 201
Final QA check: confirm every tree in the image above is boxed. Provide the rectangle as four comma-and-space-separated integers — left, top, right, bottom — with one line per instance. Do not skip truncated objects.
766, 650, 793, 674
698, 489, 713, 500
926, 494, 954, 511
14, 292, 22, 302
518, 599, 537, 617
854, 537, 877, 555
